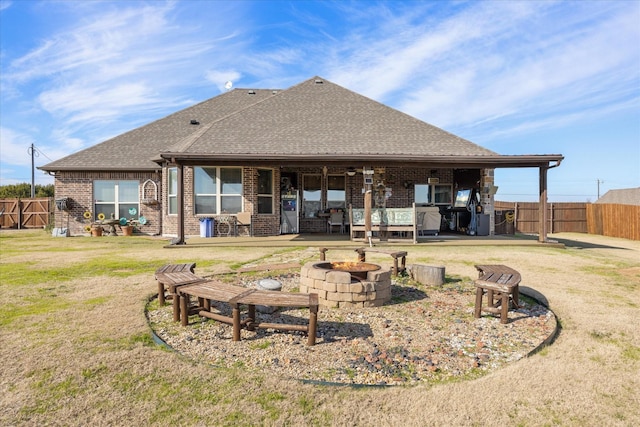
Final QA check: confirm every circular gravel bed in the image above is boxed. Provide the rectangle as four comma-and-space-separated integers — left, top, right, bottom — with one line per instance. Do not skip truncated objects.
147, 272, 557, 386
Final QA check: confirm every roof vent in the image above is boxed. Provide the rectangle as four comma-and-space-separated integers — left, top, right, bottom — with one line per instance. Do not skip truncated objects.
247, 90, 256, 95
190, 119, 200, 125
314, 79, 323, 84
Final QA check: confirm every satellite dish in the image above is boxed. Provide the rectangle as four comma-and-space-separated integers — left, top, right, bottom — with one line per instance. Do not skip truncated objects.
224, 81, 233, 90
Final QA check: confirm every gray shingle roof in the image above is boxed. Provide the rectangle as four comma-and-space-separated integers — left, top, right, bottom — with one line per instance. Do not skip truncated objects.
41, 76, 561, 172
596, 188, 640, 205
40, 89, 278, 171
164, 76, 496, 158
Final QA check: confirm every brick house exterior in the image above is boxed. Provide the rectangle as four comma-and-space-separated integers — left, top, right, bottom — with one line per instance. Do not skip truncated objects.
41, 76, 562, 242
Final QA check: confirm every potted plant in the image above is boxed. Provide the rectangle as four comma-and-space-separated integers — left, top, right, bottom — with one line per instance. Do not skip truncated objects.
90, 225, 103, 237
119, 208, 147, 236
83, 211, 103, 237
119, 216, 135, 236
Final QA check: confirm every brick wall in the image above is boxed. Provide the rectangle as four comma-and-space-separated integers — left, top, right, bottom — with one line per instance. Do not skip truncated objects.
54, 171, 162, 236
55, 165, 495, 237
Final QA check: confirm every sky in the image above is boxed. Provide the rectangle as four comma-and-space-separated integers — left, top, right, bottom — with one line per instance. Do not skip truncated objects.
1, 0, 638, 202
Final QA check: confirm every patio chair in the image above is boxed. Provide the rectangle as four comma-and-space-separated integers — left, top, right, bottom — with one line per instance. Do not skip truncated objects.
327, 212, 345, 234
236, 212, 252, 236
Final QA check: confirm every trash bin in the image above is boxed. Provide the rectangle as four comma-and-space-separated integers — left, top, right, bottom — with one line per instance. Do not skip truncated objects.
199, 218, 213, 237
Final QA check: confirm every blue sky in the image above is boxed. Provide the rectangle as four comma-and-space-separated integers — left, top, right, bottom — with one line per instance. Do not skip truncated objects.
1, 0, 638, 202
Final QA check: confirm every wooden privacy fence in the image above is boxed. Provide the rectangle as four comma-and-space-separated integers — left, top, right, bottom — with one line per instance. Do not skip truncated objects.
586, 203, 640, 241
495, 201, 640, 241
0, 198, 53, 229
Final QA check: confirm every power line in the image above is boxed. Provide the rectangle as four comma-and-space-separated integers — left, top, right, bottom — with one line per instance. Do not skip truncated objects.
32, 144, 55, 162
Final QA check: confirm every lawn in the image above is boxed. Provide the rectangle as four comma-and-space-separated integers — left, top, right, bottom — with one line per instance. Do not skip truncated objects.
1, 230, 638, 426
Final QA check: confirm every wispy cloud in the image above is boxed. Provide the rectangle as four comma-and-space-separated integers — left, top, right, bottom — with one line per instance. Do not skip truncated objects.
1, 0, 638, 190
2, 1, 249, 147
316, 1, 639, 143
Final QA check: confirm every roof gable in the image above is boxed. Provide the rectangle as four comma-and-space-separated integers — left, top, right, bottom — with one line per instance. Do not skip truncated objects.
166, 76, 496, 158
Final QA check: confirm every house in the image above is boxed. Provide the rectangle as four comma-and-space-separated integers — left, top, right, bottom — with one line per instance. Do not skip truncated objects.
40, 76, 563, 242
596, 188, 640, 206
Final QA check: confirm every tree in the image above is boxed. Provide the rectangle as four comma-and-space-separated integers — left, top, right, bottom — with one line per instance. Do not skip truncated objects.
0, 183, 55, 198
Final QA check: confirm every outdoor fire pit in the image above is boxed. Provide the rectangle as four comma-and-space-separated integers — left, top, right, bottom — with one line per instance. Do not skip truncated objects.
299, 261, 391, 308
313, 261, 381, 280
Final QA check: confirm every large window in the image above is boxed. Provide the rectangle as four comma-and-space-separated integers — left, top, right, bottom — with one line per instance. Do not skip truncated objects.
168, 168, 177, 215
302, 174, 321, 218
257, 169, 274, 214
94, 180, 139, 221
327, 175, 346, 210
194, 167, 242, 214
415, 183, 452, 206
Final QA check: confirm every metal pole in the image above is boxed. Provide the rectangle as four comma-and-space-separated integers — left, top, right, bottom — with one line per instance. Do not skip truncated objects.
29, 144, 35, 198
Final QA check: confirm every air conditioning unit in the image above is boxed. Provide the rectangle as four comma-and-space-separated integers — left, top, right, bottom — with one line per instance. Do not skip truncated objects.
428, 178, 440, 184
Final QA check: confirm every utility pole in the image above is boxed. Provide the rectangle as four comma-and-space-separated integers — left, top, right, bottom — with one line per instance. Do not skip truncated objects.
28, 143, 36, 198
596, 179, 604, 200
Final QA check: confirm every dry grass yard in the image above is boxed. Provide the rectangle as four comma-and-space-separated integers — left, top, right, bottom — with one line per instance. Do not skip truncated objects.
1, 230, 638, 426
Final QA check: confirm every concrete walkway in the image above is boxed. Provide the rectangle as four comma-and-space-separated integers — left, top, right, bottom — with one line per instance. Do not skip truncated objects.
166, 232, 563, 248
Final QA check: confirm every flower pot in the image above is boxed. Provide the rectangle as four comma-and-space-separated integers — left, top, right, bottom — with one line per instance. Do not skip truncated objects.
91, 227, 103, 237
121, 225, 134, 236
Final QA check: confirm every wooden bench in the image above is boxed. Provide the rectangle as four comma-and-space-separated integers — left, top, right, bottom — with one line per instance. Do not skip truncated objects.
355, 248, 408, 276
155, 263, 197, 306
177, 280, 319, 346
155, 270, 207, 322
474, 264, 521, 324
349, 206, 419, 243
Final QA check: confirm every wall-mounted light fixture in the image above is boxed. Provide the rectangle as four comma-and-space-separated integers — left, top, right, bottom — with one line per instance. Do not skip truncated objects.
346, 168, 357, 176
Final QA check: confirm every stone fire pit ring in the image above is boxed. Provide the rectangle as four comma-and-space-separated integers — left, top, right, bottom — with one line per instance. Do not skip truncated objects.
299, 261, 392, 308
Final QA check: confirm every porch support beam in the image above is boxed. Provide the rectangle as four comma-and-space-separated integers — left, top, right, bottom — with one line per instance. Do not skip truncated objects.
176, 163, 186, 245
538, 165, 549, 243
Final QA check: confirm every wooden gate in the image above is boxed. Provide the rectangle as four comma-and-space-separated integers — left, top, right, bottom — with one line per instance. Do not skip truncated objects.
0, 198, 53, 229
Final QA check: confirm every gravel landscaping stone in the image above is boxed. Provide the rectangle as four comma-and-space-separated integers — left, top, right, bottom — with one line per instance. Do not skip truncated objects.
147, 270, 557, 386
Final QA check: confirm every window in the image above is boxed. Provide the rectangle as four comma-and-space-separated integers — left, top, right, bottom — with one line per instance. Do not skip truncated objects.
414, 183, 452, 205
168, 168, 177, 215
302, 175, 321, 218
433, 185, 452, 205
194, 167, 242, 214
94, 180, 139, 221
415, 184, 430, 205
257, 169, 273, 214
327, 175, 346, 210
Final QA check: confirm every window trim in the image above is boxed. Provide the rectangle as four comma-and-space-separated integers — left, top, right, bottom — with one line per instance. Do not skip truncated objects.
257, 168, 274, 215
326, 174, 346, 210
415, 183, 453, 206
167, 167, 178, 215
93, 180, 140, 221
302, 174, 322, 218
193, 166, 243, 215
